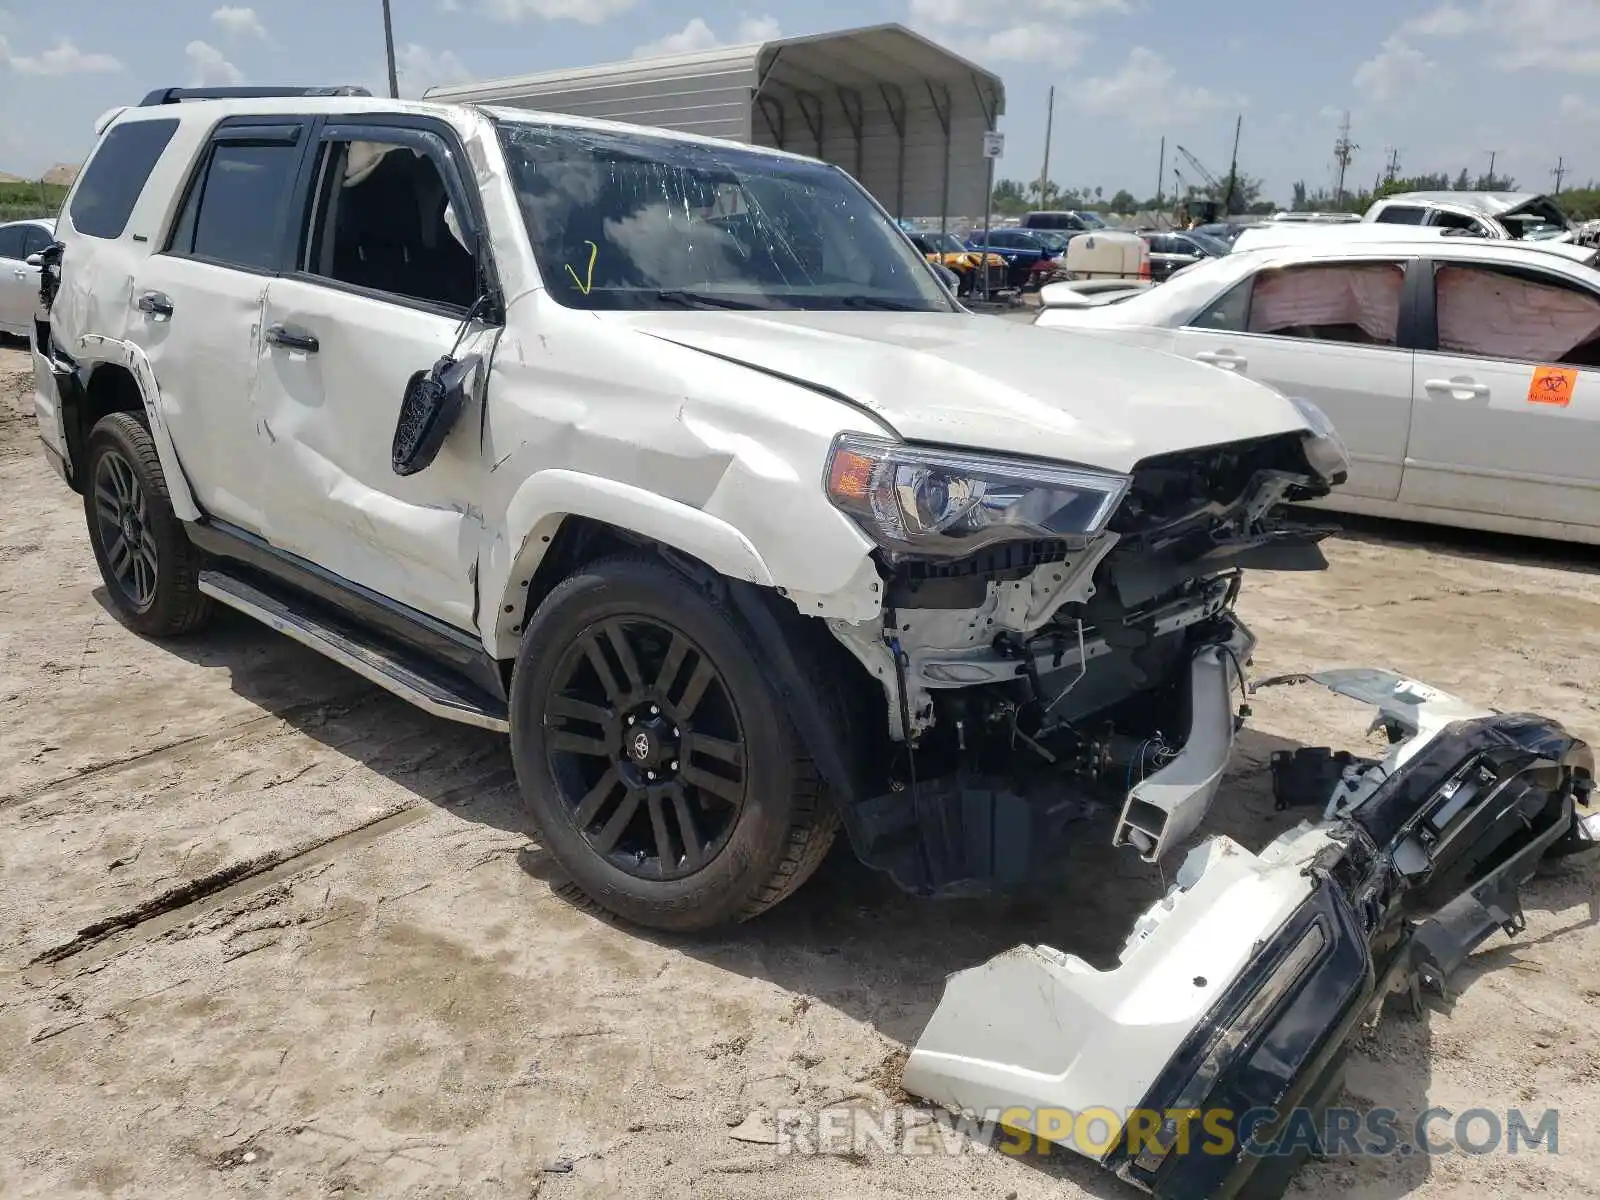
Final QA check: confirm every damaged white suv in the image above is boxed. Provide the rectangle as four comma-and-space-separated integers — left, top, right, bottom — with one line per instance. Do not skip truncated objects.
29, 85, 1600, 1194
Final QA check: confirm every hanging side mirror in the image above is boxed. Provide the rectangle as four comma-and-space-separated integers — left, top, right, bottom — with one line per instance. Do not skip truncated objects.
392, 352, 481, 476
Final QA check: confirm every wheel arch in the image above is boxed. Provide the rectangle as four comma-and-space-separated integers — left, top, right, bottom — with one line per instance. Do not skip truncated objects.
65, 335, 200, 521
483, 469, 776, 660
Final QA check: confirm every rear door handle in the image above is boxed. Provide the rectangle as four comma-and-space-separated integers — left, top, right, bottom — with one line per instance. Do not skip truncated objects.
265, 323, 319, 354
1423, 377, 1490, 399
136, 291, 174, 318
1194, 349, 1247, 370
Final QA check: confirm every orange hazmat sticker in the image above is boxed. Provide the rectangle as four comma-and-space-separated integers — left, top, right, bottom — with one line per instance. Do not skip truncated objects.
1528, 365, 1577, 407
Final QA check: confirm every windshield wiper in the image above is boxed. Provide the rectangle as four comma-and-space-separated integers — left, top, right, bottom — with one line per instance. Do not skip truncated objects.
837, 296, 929, 311
654, 289, 766, 310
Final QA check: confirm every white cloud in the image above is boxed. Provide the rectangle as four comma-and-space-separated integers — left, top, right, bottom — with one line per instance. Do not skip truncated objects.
1352, 35, 1435, 102
976, 23, 1087, 63
0, 35, 122, 75
211, 6, 266, 40
483, 0, 636, 23
1387, 0, 1600, 74
395, 43, 472, 97
439, 0, 462, 10
1070, 46, 1232, 129
186, 39, 243, 86
632, 15, 781, 59
912, 0, 1125, 23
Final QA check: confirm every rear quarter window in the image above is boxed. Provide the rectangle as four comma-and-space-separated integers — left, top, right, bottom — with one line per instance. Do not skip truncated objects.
69, 119, 181, 240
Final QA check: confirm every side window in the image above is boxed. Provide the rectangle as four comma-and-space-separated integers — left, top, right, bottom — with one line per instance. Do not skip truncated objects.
21, 225, 55, 257
0, 226, 24, 260
1374, 205, 1426, 225
1246, 261, 1405, 346
1188, 277, 1252, 331
1436, 264, 1600, 367
298, 139, 479, 311
1429, 210, 1488, 236
168, 135, 303, 272
68, 119, 180, 240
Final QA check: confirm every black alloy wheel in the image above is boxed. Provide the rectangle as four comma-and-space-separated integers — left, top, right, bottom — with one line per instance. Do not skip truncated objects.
92, 446, 159, 611
545, 617, 747, 881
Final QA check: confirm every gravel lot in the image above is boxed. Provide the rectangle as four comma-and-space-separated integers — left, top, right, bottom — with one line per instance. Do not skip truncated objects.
3, 341, 1600, 1199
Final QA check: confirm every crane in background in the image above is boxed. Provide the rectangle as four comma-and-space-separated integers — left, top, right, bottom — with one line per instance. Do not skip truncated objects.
1173, 146, 1225, 226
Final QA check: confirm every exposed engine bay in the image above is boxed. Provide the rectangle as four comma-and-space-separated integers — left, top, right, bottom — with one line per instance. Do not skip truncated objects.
825, 430, 1339, 894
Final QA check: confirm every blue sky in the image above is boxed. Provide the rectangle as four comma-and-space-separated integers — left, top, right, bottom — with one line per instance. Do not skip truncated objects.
2, 1, 1596, 202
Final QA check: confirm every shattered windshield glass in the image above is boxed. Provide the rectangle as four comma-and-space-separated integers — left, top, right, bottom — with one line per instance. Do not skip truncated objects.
494, 120, 956, 312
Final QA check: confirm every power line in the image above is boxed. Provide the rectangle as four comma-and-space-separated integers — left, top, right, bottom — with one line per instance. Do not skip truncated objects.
1332, 111, 1357, 203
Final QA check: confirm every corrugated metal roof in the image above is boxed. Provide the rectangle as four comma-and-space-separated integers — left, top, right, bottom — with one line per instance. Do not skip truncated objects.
424, 24, 1006, 224
424, 24, 1002, 109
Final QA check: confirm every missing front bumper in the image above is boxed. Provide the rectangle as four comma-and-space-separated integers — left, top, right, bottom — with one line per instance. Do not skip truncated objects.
903, 670, 1596, 1197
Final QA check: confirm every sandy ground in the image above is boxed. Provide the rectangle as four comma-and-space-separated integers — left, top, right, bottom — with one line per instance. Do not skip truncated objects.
2, 340, 1599, 1199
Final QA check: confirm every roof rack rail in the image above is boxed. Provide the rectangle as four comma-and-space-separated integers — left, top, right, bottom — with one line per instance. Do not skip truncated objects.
139, 85, 372, 106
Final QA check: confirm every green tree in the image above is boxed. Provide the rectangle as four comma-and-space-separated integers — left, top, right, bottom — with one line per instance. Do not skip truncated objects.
991, 178, 1030, 216
1108, 189, 1137, 213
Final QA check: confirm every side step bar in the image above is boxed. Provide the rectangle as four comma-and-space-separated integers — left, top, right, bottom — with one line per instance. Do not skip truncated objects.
199, 569, 510, 733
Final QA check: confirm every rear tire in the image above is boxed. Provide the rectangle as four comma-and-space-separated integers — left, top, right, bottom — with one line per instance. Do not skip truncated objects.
82, 413, 212, 638
508, 556, 837, 931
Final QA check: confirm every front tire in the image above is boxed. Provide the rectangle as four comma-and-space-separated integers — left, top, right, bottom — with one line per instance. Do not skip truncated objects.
509, 557, 837, 931
83, 413, 212, 637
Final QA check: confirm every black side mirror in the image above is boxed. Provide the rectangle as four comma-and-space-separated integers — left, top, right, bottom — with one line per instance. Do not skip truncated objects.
392, 352, 481, 476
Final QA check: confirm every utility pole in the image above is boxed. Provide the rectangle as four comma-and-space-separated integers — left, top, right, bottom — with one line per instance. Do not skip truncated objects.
1155, 135, 1165, 210
1332, 110, 1357, 204
381, 0, 400, 99
1222, 114, 1242, 216
1036, 86, 1055, 207
1553, 155, 1568, 194
1384, 147, 1401, 185
1485, 149, 1499, 187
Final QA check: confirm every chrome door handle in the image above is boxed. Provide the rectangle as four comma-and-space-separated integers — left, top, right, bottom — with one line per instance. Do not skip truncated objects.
1423, 377, 1489, 399
1194, 349, 1247, 370
265, 323, 319, 354
136, 291, 174, 317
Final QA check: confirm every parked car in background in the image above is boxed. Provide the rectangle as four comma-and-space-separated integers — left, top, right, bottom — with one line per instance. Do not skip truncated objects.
1365, 190, 1576, 242
1192, 220, 1260, 245
1035, 236, 1600, 544
905, 231, 1009, 296
1143, 229, 1230, 282
0, 217, 55, 337
1267, 211, 1361, 224
963, 227, 1062, 288
1022, 210, 1107, 233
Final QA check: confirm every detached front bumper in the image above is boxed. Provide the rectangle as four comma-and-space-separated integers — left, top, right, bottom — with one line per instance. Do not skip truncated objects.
903, 670, 1596, 1198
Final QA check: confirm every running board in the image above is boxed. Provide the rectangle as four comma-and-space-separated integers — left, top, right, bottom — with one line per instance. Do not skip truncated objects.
198, 569, 510, 733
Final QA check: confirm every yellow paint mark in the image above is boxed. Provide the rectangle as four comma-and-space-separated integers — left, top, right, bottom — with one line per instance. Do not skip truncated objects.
565, 241, 598, 296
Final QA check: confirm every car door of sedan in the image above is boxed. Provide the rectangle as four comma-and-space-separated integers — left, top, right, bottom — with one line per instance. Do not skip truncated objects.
1401, 257, 1600, 530
0, 223, 49, 335
1171, 256, 1416, 500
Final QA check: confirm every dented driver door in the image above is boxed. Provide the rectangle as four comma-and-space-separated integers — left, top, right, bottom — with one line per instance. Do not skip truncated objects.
251, 122, 498, 632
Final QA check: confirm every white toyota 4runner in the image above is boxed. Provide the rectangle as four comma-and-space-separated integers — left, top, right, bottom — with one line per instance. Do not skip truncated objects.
28, 87, 1600, 1192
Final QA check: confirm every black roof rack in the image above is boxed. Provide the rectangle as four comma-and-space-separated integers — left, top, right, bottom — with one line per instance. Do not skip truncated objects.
139, 85, 372, 106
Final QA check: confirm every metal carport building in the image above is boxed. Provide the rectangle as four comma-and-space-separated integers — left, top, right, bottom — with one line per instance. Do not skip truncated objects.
423, 23, 1005, 232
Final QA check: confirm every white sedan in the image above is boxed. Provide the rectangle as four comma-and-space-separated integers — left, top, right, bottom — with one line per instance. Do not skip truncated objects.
1035, 235, 1600, 545
0, 218, 55, 338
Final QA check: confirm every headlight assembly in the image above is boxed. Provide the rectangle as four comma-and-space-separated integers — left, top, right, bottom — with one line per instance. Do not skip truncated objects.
824, 434, 1131, 558
1288, 396, 1351, 484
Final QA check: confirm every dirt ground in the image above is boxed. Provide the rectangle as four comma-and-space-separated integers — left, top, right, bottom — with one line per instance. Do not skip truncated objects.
3, 340, 1599, 1200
